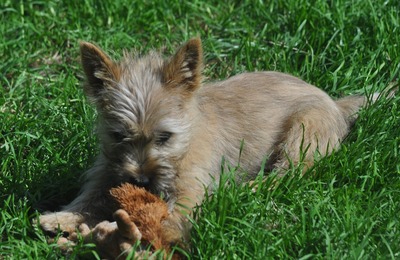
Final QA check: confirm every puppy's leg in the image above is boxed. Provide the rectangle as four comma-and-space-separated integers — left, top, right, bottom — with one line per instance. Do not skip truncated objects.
38, 212, 85, 238
38, 170, 116, 240
273, 104, 349, 173
161, 176, 207, 249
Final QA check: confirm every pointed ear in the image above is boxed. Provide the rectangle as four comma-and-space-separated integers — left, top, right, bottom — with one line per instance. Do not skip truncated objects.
80, 42, 120, 98
163, 38, 203, 92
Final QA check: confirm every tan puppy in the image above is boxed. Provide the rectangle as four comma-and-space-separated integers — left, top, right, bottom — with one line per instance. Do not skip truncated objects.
39, 38, 376, 251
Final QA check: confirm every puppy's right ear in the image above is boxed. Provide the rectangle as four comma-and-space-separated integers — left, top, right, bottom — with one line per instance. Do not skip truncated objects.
80, 42, 120, 99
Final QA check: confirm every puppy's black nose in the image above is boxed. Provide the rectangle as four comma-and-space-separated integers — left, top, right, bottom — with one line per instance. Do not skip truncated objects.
129, 176, 151, 188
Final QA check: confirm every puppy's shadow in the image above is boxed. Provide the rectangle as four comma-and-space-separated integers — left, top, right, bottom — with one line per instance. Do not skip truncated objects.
32, 156, 96, 214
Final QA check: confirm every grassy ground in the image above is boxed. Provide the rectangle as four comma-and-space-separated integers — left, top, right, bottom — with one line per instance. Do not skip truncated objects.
1, 0, 399, 259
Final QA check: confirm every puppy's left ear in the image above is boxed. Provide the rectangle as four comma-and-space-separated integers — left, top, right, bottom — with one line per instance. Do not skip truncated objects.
163, 38, 203, 92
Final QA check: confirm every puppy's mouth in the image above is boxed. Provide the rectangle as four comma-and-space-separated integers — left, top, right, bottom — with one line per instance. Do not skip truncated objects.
126, 175, 165, 198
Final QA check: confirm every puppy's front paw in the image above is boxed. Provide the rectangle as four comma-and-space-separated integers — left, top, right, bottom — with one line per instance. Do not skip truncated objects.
38, 212, 84, 239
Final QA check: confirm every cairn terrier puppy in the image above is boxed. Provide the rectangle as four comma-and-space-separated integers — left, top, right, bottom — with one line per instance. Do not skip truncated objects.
39, 38, 376, 249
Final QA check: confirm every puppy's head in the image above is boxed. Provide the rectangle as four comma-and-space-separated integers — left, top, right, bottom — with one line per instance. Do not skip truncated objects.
79, 38, 203, 198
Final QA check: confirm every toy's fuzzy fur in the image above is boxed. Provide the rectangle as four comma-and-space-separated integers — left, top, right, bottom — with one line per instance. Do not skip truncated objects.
76, 183, 181, 259
39, 38, 381, 254
109, 184, 172, 252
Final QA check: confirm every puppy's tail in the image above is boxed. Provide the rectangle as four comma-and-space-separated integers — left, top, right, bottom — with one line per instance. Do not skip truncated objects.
335, 86, 397, 126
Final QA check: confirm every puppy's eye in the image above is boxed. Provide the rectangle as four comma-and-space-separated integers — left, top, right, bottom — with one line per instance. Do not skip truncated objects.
111, 131, 126, 142
155, 131, 172, 146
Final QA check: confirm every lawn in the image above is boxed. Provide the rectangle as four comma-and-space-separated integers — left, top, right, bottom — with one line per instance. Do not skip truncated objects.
1, 0, 399, 259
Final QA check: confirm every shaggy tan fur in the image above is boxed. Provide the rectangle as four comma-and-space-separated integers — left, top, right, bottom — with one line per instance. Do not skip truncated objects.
39, 38, 380, 255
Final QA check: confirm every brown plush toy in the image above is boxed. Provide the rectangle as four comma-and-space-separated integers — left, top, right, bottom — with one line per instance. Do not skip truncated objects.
76, 183, 183, 259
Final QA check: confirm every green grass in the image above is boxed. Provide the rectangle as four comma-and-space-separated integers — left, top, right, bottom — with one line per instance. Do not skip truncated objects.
1, 0, 399, 259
